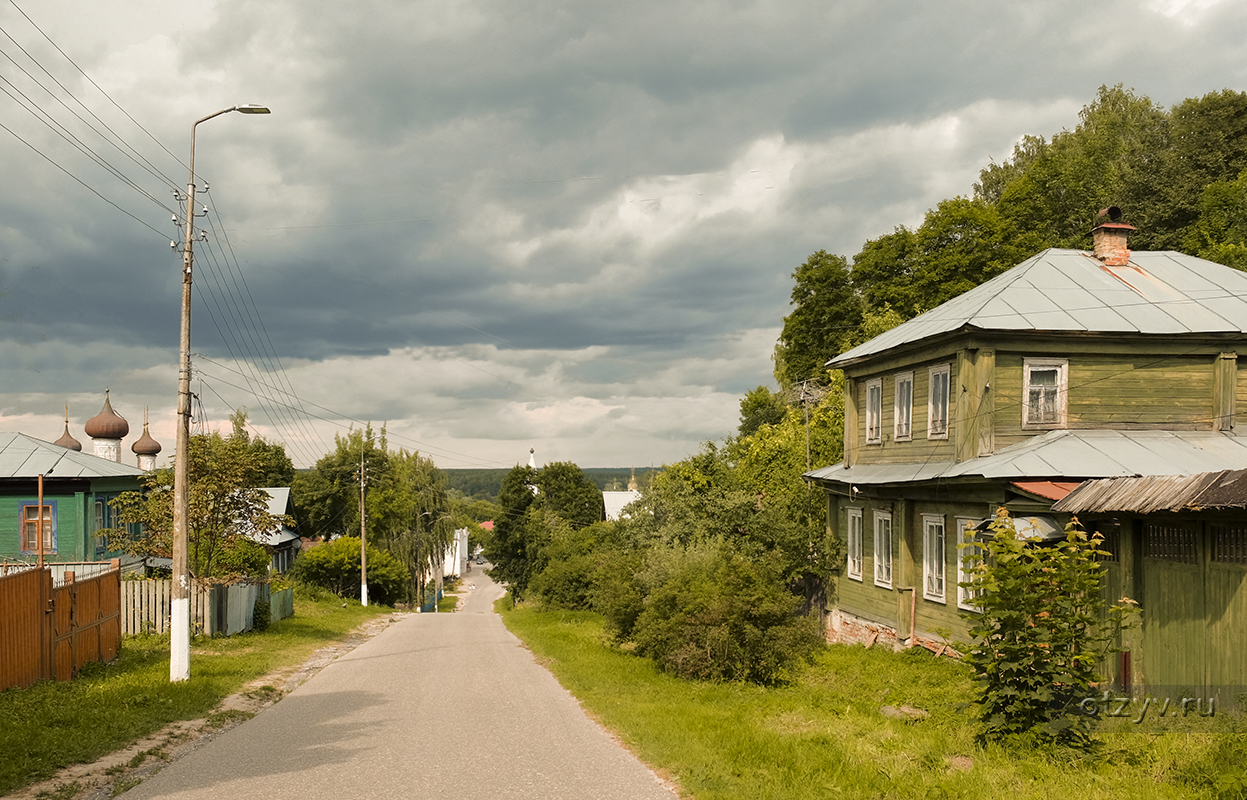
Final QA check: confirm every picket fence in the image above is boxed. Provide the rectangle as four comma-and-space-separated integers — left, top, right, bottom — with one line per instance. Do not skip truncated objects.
121, 580, 294, 636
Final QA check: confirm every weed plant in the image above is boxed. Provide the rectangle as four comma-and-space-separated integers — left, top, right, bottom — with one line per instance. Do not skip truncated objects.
0, 594, 390, 795
501, 605, 1240, 800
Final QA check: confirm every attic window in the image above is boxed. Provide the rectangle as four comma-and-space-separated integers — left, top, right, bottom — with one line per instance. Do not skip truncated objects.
1022, 358, 1068, 429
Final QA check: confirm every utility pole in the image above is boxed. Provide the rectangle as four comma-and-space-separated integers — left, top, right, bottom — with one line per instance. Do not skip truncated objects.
171, 104, 269, 684
360, 440, 369, 607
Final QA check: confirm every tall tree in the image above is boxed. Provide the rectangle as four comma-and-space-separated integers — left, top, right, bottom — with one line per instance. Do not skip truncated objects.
774, 250, 861, 389
102, 429, 289, 579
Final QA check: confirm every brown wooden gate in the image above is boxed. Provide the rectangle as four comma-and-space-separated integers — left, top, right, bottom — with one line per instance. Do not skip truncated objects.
0, 563, 121, 691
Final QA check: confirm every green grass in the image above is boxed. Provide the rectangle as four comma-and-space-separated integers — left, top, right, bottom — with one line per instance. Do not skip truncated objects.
437, 595, 459, 612
0, 593, 393, 796
500, 605, 1245, 800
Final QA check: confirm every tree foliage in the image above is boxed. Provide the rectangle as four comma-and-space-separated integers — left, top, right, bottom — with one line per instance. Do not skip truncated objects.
101, 426, 291, 580
290, 536, 410, 606
961, 509, 1136, 749
774, 250, 861, 389
290, 426, 453, 605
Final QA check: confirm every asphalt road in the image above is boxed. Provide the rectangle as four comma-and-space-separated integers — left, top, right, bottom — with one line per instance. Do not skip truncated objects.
123, 570, 677, 800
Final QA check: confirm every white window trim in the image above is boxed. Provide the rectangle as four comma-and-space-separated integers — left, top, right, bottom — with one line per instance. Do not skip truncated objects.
894, 372, 914, 442
865, 377, 882, 444
928, 363, 950, 439
873, 510, 893, 588
922, 514, 946, 603
1022, 357, 1069, 429
956, 517, 981, 611
846, 508, 863, 581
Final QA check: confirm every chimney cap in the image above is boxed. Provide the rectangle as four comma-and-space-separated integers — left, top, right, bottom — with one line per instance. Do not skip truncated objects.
1092, 206, 1136, 234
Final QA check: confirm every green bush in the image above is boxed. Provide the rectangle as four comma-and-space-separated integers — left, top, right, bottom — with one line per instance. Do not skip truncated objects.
962, 509, 1136, 749
252, 595, 271, 633
630, 544, 822, 684
290, 536, 410, 606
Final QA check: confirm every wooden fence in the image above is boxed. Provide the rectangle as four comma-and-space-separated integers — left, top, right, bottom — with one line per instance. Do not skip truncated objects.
0, 562, 122, 691
121, 580, 294, 636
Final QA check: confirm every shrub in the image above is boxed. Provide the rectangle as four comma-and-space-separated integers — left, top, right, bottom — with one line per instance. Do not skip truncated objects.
962, 508, 1136, 749
631, 544, 822, 684
291, 536, 410, 606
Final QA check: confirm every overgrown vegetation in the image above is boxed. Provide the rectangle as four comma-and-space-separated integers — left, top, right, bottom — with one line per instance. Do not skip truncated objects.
0, 591, 390, 796
961, 509, 1138, 749
502, 604, 1247, 800
290, 535, 410, 606
290, 426, 456, 606
100, 411, 293, 580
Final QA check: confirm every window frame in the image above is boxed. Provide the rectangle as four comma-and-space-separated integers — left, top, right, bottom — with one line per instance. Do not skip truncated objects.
846, 508, 863, 581
873, 510, 893, 588
956, 517, 982, 611
1022, 357, 1069, 429
19, 500, 57, 555
922, 514, 946, 603
928, 363, 950, 439
865, 377, 883, 444
894, 371, 914, 442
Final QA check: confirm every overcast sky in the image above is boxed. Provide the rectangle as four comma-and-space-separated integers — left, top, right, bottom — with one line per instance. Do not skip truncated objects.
2, 0, 1245, 470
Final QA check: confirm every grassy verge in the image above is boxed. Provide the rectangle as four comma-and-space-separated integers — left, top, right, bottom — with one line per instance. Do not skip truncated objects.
0, 594, 393, 796
500, 605, 1244, 800
437, 595, 458, 612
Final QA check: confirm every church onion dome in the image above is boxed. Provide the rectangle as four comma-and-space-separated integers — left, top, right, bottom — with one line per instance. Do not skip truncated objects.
84, 391, 130, 439
132, 422, 162, 456
54, 423, 82, 451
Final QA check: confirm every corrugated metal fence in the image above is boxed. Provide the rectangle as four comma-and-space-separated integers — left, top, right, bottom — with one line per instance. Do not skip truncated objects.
0, 562, 122, 691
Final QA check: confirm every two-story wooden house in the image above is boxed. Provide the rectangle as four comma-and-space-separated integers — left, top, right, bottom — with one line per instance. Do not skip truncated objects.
805, 215, 1247, 661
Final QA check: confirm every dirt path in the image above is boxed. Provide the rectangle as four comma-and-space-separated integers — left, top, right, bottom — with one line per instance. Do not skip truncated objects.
9, 614, 406, 800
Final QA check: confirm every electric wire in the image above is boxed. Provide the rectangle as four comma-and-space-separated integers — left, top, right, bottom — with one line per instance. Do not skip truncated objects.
0, 26, 182, 190
201, 190, 329, 453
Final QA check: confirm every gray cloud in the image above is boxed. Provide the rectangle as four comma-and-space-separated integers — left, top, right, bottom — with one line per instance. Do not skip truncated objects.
3, 0, 1247, 466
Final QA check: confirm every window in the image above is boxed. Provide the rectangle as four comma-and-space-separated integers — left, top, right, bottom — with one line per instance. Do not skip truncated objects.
1022, 358, 1068, 428
865, 378, 882, 444
20, 501, 56, 554
923, 514, 945, 602
846, 508, 863, 580
874, 510, 892, 587
928, 364, 950, 438
894, 372, 913, 441
956, 518, 981, 610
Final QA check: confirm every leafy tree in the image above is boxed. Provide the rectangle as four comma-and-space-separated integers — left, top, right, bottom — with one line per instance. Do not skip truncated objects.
228, 410, 296, 487
535, 461, 604, 530
849, 227, 921, 320
102, 428, 289, 580
737, 385, 787, 438
994, 84, 1168, 248
1185, 167, 1247, 269
291, 536, 410, 606
290, 426, 453, 605
774, 250, 861, 389
486, 464, 539, 598
961, 509, 1136, 749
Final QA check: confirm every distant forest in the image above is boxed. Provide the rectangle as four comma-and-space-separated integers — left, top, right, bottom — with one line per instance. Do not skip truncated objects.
444, 467, 657, 502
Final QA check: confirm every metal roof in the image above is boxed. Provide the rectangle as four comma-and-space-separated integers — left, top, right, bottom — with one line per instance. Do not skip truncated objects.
804, 429, 1247, 487
1053, 469, 1247, 514
0, 432, 146, 479
829, 249, 1247, 368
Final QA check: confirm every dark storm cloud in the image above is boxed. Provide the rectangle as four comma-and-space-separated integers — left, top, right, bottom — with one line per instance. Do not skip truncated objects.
4, 0, 1247, 465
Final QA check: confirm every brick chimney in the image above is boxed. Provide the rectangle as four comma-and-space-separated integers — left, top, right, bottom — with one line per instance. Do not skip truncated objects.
1091, 206, 1136, 266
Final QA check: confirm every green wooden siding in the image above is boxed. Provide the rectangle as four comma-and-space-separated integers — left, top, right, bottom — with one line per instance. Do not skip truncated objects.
0, 494, 87, 561
832, 496, 981, 643
850, 360, 958, 465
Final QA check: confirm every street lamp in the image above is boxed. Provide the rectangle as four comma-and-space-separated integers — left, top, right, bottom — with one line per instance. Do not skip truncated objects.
171, 104, 270, 683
